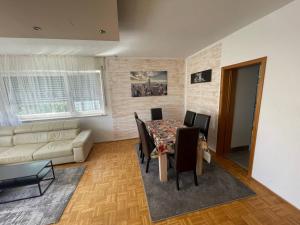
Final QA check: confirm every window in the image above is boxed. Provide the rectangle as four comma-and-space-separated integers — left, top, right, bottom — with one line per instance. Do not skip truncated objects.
1, 70, 105, 120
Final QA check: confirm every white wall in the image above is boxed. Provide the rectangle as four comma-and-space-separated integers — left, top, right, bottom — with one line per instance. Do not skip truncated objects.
79, 115, 114, 143
221, 0, 300, 209
188, 1, 300, 209
231, 65, 259, 148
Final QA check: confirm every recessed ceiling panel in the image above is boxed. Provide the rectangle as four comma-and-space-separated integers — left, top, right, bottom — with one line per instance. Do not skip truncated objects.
0, 0, 119, 41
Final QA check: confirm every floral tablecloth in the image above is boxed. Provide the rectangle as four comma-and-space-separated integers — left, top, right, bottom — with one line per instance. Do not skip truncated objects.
145, 120, 185, 154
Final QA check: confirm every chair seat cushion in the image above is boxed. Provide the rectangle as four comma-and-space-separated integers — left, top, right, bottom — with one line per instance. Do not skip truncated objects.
0, 143, 46, 164
33, 140, 73, 160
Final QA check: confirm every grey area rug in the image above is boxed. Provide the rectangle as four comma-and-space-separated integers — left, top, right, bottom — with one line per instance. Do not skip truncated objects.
0, 166, 85, 225
136, 147, 255, 222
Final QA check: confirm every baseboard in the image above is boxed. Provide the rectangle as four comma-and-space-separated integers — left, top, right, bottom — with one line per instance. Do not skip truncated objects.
94, 137, 138, 144
210, 149, 299, 210
251, 177, 299, 211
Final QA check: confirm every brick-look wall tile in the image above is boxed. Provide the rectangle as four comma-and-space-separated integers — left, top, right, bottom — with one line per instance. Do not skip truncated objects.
107, 57, 185, 140
185, 43, 222, 150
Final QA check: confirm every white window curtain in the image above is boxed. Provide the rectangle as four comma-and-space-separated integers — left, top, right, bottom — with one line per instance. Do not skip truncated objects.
0, 85, 20, 126
0, 55, 105, 123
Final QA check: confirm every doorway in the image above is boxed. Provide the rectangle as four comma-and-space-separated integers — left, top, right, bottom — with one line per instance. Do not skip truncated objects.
216, 57, 267, 177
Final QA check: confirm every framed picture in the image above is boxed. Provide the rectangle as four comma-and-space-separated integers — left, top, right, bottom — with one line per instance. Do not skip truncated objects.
130, 71, 168, 97
191, 69, 212, 84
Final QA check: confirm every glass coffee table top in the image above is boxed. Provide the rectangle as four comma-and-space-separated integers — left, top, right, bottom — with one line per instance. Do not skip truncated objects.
0, 160, 51, 181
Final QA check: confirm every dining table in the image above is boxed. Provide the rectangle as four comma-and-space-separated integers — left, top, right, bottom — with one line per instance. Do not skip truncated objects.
145, 119, 204, 182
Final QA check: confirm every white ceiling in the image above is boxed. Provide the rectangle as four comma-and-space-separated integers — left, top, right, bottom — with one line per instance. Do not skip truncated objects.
0, 0, 293, 58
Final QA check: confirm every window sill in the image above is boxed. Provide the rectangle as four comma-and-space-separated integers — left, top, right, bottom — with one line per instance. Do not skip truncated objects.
19, 113, 108, 122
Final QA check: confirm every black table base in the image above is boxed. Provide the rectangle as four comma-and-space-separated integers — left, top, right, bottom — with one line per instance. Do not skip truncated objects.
0, 161, 55, 204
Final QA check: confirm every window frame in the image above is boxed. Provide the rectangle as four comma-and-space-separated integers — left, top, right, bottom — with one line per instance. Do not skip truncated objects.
1, 70, 106, 121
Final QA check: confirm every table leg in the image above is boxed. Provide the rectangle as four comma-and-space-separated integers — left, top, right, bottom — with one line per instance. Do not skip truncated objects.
159, 154, 168, 182
37, 181, 43, 196
50, 160, 56, 179
196, 141, 204, 176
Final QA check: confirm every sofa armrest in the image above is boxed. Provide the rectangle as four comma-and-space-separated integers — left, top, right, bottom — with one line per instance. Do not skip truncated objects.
72, 130, 92, 148
72, 130, 94, 162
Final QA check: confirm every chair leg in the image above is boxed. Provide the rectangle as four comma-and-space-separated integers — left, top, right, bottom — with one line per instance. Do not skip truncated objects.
193, 170, 198, 186
139, 142, 143, 158
176, 172, 180, 190
146, 157, 151, 173
141, 153, 144, 164
168, 158, 172, 169
139, 143, 142, 159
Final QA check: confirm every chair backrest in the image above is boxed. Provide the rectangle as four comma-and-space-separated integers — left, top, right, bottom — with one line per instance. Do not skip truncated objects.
174, 127, 199, 172
184, 110, 196, 127
136, 118, 156, 157
193, 113, 211, 140
134, 113, 141, 140
151, 108, 163, 120
134, 112, 139, 119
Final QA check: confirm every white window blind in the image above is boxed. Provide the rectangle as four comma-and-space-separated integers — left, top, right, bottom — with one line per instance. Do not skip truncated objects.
0, 56, 105, 121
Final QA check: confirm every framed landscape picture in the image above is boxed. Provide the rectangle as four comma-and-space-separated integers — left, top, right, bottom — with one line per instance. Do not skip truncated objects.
130, 71, 168, 97
191, 69, 212, 84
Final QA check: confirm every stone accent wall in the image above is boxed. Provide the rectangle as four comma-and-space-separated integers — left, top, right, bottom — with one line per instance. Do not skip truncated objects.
185, 43, 222, 150
106, 57, 185, 140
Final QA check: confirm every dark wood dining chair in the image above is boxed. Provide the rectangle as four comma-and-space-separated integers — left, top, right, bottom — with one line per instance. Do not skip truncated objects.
168, 127, 200, 190
134, 112, 143, 158
151, 108, 163, 120
136, 118, 156, 173
183, 110, 196, 127
193, 113, 211, 140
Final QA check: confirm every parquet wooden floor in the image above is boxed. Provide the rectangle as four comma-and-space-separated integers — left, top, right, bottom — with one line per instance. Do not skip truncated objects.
56, 139, 300, 225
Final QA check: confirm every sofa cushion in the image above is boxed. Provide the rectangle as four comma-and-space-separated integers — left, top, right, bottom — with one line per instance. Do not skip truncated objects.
47, 129, 79, 142
0, 126, 14, 147
13, 132, 48, 145
0, 143, 46, 164
0, 136, 13, 147
15, 119, 79, 134
0, 127, 14, 136
0, 147, 11, 154
33, 140, 73, 160
13, 129, 79, 145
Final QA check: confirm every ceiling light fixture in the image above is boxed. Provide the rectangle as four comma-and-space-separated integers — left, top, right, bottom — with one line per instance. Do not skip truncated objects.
98, 29, 106, 34
33, 26, 42, 31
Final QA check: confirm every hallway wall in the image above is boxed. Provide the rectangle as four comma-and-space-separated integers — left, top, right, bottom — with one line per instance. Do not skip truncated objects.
231, 65, 260, 149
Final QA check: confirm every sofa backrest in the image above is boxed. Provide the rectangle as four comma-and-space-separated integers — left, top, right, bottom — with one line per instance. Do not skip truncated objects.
0, 127, 14, 147
14, 120, 79, 134
12, 120, 80, 145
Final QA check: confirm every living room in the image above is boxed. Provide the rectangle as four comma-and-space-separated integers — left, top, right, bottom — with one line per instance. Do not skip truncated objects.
0, 0, 299, 225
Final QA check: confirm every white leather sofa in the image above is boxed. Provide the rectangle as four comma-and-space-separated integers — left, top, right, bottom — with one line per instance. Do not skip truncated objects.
0, 119, 93, 165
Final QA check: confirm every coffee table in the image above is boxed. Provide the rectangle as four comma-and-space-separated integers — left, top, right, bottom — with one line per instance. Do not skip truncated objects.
0, 160, 55, 204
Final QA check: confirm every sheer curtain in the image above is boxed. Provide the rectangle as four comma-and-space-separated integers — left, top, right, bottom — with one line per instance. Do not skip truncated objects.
0, 55, 105, 123
0, 84, 20, 126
